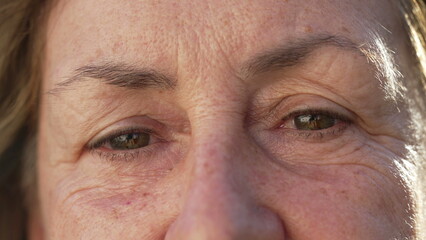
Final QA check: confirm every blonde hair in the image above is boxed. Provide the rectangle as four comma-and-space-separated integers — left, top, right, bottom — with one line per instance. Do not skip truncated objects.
399, 1, 426, 237
0, 0, 425, 239
0, 0, 46, 239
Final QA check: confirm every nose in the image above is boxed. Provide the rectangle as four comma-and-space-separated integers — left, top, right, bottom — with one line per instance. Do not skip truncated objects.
164, 129, 286, 240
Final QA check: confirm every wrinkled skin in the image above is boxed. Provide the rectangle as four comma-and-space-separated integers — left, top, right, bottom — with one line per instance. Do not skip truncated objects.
34, 0, 418, 239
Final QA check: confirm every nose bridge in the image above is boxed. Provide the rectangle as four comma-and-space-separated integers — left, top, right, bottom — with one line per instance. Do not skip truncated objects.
187, 107, 249, 193
186, 114, 246, 205
168, 118, 247, 236
164, 113, 286, 239
185, 91, 247, 169
181, 87, 260, 210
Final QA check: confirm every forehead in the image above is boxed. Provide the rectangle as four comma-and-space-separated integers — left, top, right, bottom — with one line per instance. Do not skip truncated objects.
44, 0, 403, 88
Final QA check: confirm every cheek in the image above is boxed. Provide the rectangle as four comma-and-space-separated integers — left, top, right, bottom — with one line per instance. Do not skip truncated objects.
44, 177, 169, 239
37, 154, 165, 239
262, 163, 413, 239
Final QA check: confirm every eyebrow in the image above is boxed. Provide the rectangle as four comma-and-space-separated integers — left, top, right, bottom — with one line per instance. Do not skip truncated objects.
241, 35, 362, 77
48, 35, 363, 94
48, 63, 176, 95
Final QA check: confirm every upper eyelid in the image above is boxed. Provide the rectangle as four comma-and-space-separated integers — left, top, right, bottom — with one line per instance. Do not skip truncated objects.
277, 112, 352, 141
85, 114, 168, 143
85, 114, 171, 147
282, 108, 353, 123
87, 127, 155, 149
87, 110, 352, 162
276, 108, 352, 132
248, 94, 356, 126
87, 96, 354, 149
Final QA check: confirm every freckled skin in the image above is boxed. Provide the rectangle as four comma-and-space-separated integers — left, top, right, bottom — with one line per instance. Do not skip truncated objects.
35, 0, 417, 239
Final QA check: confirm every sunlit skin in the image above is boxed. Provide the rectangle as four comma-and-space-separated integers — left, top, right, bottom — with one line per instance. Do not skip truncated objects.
34, 0, 418, 239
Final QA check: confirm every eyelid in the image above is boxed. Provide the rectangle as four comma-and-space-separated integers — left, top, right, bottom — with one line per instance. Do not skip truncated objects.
84, 115, 178, 163
279, 108, 352, 129
250, 94, 357, 128
87, 127, 155, 150
85, 115, 167, 147
273, 108, 352, 142
87, 127, 165, 162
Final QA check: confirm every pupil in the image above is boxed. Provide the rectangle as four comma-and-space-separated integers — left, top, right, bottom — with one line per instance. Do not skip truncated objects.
294, 114, 335, 130
110, 133, 150, 150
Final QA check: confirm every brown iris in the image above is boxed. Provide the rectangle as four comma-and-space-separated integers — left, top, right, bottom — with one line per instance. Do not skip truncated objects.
294, 114, 336, 130
109, 133, 150, 150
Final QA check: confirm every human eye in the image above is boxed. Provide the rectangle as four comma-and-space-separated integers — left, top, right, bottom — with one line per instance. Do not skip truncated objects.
87, 127, 162, 161
90, 128, 152, 150
278, 109, 352, 140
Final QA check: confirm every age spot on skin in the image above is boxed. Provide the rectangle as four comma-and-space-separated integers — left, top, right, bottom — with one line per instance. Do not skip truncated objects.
112, 208, 120, 220
341, 26, 350, 33
319, 187, 328, 196
304, 25, 313, 33
339, 190, 350, 201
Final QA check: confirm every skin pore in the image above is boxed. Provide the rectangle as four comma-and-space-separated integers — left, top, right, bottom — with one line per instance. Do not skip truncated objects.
35, 0, 418, 239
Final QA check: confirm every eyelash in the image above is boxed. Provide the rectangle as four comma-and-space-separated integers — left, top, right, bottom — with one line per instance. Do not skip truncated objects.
87, 127, 159, 162
278, 109, 352, 140
88, 109, 351, 161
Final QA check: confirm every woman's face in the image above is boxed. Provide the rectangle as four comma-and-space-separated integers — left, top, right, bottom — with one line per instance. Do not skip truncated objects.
35, 0, 417, 239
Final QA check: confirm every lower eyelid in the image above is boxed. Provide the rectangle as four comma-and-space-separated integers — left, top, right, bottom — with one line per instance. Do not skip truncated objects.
89, 143, 159, 162
91, 149, 141, 162
277, 120, 351, 141
88, 133, 165, 162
